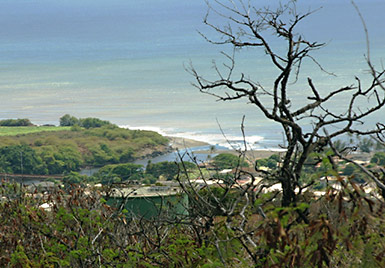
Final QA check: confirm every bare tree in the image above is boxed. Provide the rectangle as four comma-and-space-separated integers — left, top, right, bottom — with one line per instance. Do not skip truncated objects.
188, 0, 385, 206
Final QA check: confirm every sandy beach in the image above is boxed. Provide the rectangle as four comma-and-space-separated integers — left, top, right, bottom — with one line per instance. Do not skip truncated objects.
168, 136, 209, 149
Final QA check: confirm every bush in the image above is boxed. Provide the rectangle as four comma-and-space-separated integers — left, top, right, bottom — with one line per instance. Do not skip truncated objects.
1, 175, 385, 267
256, 154, 279, 169
79, 117, 112, 129
96, 163, 144, 183
63, 171, 88, 187
371, 152, 385, 166
0, 118, 34, 127
213, 153, 249, 170
342, 163, 355, 176
60, 114, 113, 129
146, 161, 179, 180
59, 114, 79, 126
0, 145, 47, 174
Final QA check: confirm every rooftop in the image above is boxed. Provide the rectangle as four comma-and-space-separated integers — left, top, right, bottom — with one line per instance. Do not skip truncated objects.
107, 186, 182, 198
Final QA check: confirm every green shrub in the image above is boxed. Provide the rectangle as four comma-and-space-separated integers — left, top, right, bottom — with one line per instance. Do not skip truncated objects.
213, 153, 249, 170
146, 161, 179, 180
0, 118, 34, 127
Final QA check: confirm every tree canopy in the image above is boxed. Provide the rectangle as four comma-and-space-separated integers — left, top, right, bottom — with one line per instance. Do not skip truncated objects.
0, 118, 34, 127
59, 114, 113, 129
213, 153, 249, 170
146, 161, 179, 181
0, 124, 169, 175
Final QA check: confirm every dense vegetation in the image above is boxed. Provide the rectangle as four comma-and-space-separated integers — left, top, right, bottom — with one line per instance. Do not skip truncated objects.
73, 160, 196, 185
371, 152, 385, 166
212, 153, 249, 170
0, 118, 34, 127
2, 0, 385, 265
256, 154, 280, 170
0, 123, 169, 175
1, 174, 385, 267
145, 161, 180, 181
60, 114, 113, 129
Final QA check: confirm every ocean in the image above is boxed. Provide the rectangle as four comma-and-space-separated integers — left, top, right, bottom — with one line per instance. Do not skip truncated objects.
0, 0, 384, 150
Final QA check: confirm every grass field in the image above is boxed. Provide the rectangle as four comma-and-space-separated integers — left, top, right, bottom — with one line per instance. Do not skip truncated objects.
0, 126, 71, 136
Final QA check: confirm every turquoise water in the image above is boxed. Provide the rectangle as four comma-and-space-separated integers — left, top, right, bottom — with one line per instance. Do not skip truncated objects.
0, 0, 384, 149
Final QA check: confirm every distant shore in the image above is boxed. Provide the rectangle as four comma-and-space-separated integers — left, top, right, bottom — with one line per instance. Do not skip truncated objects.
168, 136, 283, 160
168, 136, 209, 149
194, 149, 282, 160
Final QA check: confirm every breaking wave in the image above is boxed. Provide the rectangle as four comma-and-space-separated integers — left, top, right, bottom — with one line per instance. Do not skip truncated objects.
121, 125, 284, 151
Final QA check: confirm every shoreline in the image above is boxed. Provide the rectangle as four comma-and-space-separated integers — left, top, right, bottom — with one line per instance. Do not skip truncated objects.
193, 149, 283, 160
167, 136, 284, 160
167, 136, 209, 150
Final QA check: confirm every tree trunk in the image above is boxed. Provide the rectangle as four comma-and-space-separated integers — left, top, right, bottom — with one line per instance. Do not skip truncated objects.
281, 178, 296, 207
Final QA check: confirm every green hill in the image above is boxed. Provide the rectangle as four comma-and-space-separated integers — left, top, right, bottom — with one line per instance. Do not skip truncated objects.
0, 124, 169, 175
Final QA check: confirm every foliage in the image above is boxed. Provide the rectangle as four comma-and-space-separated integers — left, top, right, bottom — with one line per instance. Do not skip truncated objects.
96, 163, 144, 184
146, 161, 179, 180
60, 114, 79, 126
0, 145, 46, 174
63, 172, 88, 187
60, 114, 113, 129
141, 174, 158, 185
198, 187, 243, 216
0, 183, 219, 267
79, 117, 114, 129
179, 161, 199, 171
36, 145, 83, 174
340, 163, 365, 183
342, 163, 356, 176
358, 137, 375, 153
256, 154, 280, 170
0, 125, 169, 175
0, 118, 34, 127
2, 1, 385, 265
371, 152, 385, 166
0, 144, 83, 175
2, 173, 385, 267
213, 153, 249, 170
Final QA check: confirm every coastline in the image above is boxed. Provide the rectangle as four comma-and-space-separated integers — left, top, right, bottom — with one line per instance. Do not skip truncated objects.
193, 149, 282, 160
167, 136, 283, 160
167, 136, 209, 150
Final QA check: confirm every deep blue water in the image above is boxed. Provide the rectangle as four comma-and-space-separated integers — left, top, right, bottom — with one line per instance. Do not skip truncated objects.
0, 0, 384, 149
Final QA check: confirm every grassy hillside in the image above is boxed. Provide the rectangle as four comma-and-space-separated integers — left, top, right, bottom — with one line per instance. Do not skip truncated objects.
0, 126, 71, 136
0, 125, 169, 175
